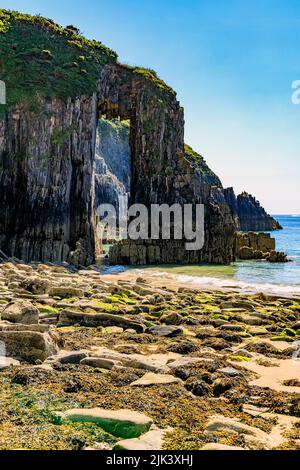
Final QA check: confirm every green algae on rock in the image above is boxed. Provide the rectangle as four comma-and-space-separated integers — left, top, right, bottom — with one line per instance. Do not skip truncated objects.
58, 408, 153, 439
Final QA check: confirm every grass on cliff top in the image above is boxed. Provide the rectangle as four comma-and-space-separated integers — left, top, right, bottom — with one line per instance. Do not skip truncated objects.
184, 143, 222, 185
0, 9, 178, 121
0, 9, 117, 116
122, 64, 176, 97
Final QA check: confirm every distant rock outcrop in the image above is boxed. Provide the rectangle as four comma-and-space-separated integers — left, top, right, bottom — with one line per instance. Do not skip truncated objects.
236, 232, 288, 263
224, 189, 282, 232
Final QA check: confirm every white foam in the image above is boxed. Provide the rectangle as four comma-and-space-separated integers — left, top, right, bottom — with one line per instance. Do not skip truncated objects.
139, 270, 300, 297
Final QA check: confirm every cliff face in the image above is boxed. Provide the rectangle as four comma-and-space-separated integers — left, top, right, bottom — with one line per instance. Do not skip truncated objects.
224, 188, 282, 232
0, 96, 97, 265
94, 118, 130, 218
0, 10, 237, 266
183, 144, 222, 187
0, 10, 118, 265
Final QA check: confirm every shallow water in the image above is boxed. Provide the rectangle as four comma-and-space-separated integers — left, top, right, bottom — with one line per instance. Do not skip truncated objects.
104, 215, 300, 296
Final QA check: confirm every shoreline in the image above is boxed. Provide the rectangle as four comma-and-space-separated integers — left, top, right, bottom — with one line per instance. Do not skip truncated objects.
102, 267, 300, 301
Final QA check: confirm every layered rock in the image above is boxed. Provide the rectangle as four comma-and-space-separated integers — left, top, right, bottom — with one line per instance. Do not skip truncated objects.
236, 232, 276, 254
0, 11, 237, 266
236, 232, 288, 263
0, 96, 97, 265
224, 189, 282, 232
0, 11, 116, 265
0, 11, 281, 267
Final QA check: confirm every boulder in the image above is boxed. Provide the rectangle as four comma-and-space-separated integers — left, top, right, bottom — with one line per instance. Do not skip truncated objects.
160, 312, 182, 325
57, 310, 145, 333
0, 331, 58, 362
58, 408, 153, 438
20, 277, 49, 295
48, 286, 84, 298
1, 300, 39, 325
267, 251, 288, 263
238, 246, 254, 260
80, 357, 119, 369
130, 372, 181, 387
46, 350, 88, 365
148, 325, 183, 337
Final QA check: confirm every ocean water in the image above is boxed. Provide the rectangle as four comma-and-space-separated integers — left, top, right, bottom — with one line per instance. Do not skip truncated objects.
126, 215, 300, 296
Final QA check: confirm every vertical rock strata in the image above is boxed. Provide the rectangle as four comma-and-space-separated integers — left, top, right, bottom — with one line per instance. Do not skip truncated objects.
0, 11, 239, 266
0, 96, 97, 265
99, 63, 236, 264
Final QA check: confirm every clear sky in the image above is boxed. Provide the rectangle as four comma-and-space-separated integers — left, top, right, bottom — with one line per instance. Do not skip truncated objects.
2, 0, 300, 214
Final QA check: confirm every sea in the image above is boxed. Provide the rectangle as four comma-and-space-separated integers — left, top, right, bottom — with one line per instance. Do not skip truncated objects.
105, 215, 300, 297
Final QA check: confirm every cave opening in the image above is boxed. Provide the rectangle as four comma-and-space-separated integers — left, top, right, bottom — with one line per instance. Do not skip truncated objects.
94, 115, 132, 260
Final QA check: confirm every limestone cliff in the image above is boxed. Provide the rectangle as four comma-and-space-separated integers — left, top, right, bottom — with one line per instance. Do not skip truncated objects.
0, 10, 238, 266
224, 188, 282, 232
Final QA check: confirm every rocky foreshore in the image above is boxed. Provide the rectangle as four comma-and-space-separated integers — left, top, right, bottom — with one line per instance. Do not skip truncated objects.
0, 260, 299, 450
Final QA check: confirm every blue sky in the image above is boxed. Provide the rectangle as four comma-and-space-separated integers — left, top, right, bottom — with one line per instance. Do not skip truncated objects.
2, 0, 300, 213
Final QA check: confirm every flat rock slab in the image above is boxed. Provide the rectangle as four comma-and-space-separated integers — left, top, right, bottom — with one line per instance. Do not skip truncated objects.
49, 287, 84, 298
204, 415, 271, 449
46, 350, 88, 365
58, 408, 153, 439
148, 326, 183, 337
131, 372, 181, 387
89, 347, 179, 372
113, 428, 169, 450
0, 322, 49, 333
217, 367, 240, 377
0, 356, 20, 369
80, 357, 119, 369
167, 357, 213, 370
242, 407, 300, 448
58, 310, 145, 333
201, 443, 245, 451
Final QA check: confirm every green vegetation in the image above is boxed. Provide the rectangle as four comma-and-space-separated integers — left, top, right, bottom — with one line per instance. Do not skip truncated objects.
0, 9, 179, 121
184, 144, 222, 186
98, 117, 130, 142
230, 355, 253, 362
0, 9, 117, 117
0, 382, 117, 450
35, 305, 59, 315
122, 64, 176, 96
106, 293, 137, 305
